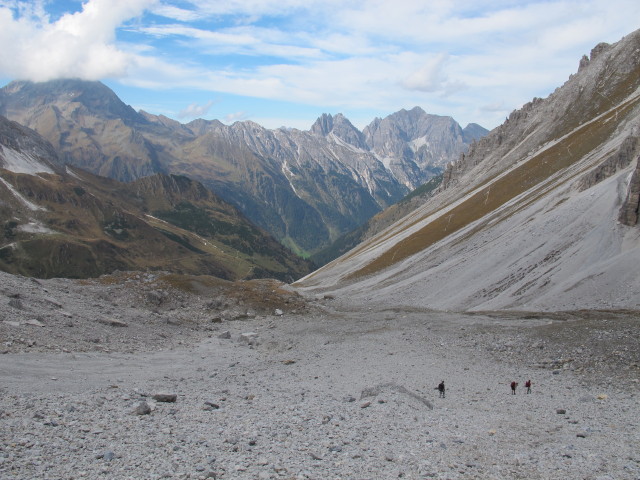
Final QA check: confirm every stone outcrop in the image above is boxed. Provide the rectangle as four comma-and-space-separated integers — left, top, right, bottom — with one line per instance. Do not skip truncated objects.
578, 135, 640, 190
619, 158, 640, 226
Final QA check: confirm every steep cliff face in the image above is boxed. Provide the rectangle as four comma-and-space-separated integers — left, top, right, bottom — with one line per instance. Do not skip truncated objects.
619, 158, 640, 226
296, 29, 640, 312
577, 135, 640, 191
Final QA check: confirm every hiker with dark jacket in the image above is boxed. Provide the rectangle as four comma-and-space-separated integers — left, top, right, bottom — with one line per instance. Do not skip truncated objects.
511, 381, 518, 394
437, 380, 445, 398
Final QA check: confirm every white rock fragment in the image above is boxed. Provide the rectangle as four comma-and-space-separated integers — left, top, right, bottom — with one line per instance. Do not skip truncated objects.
238, 332, 259, 345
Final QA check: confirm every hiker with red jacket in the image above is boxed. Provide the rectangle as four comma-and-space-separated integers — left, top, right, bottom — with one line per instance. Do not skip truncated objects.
525, 379, 532, 394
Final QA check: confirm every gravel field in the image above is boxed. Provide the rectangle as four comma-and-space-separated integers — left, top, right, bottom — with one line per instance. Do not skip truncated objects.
1, 272, 639, 479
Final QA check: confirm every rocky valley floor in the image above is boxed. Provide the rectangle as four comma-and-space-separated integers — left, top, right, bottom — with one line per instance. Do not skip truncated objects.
0, 271, 639, 479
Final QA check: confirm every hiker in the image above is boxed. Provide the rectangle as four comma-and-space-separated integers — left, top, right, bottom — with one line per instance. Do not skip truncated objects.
437, 380, 445, 398
510, 381, 518, 394
525, 379, 532, 394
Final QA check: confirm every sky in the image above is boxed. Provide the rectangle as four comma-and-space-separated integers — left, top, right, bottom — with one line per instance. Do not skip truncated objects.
0, 1, 638, 131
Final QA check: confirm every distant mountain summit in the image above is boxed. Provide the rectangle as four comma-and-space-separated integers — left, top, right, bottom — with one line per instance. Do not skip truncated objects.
0, 78, 142, 124
461, 123, 489, 143
0, 80, 487, 255
363, 106, 487, 188
0, 79, 167, 182
310, 113, 369, 150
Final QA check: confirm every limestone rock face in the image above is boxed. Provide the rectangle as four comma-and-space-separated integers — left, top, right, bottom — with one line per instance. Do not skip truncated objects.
310, 113, 368, 150
441, 30, 640, 194
363, 107, 487, 189
619, 158, 640, 226
578, 136, 640, 191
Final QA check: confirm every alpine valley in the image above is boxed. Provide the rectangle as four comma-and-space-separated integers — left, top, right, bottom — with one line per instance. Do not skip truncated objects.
0, 82, 487, 258
1, 24, 640, 480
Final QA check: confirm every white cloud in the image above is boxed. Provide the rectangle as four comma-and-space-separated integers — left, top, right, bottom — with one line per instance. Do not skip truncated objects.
178, 100, 216, 119
403, 54, 452, 93
480, 101, 511, 113
151, 5, 200, 22
0, 0, 154, 81
182, 0, 328, 17
224, 111, 249, 123
140, 24, 326, 61
1, 0, 639, 130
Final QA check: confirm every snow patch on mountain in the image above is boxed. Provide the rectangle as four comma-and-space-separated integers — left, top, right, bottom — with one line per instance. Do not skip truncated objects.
18, 221, 55, 234
281, 159, 300, 197
377, 155, 393, 171
410, 136, 431, 151
0, 145, 54, 175
0, 177, 47, 211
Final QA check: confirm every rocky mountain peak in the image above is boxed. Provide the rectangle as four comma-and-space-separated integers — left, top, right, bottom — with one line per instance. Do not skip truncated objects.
0, 79, 143, 126
361, 106, 479, 187
590, 41, 611, 61
442, 28, 640, 192
461, 123, 489, 143
310, 113, 335, 136
310, 113, 367, 150
186, 118, 225, 136
363, 106, 460, 147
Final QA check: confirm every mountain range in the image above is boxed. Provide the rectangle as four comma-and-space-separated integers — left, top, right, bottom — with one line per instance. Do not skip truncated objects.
0, 82, 486, 256
3, 25, 638, 314
296, 29, 640, 312
0, 115, 312, 280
